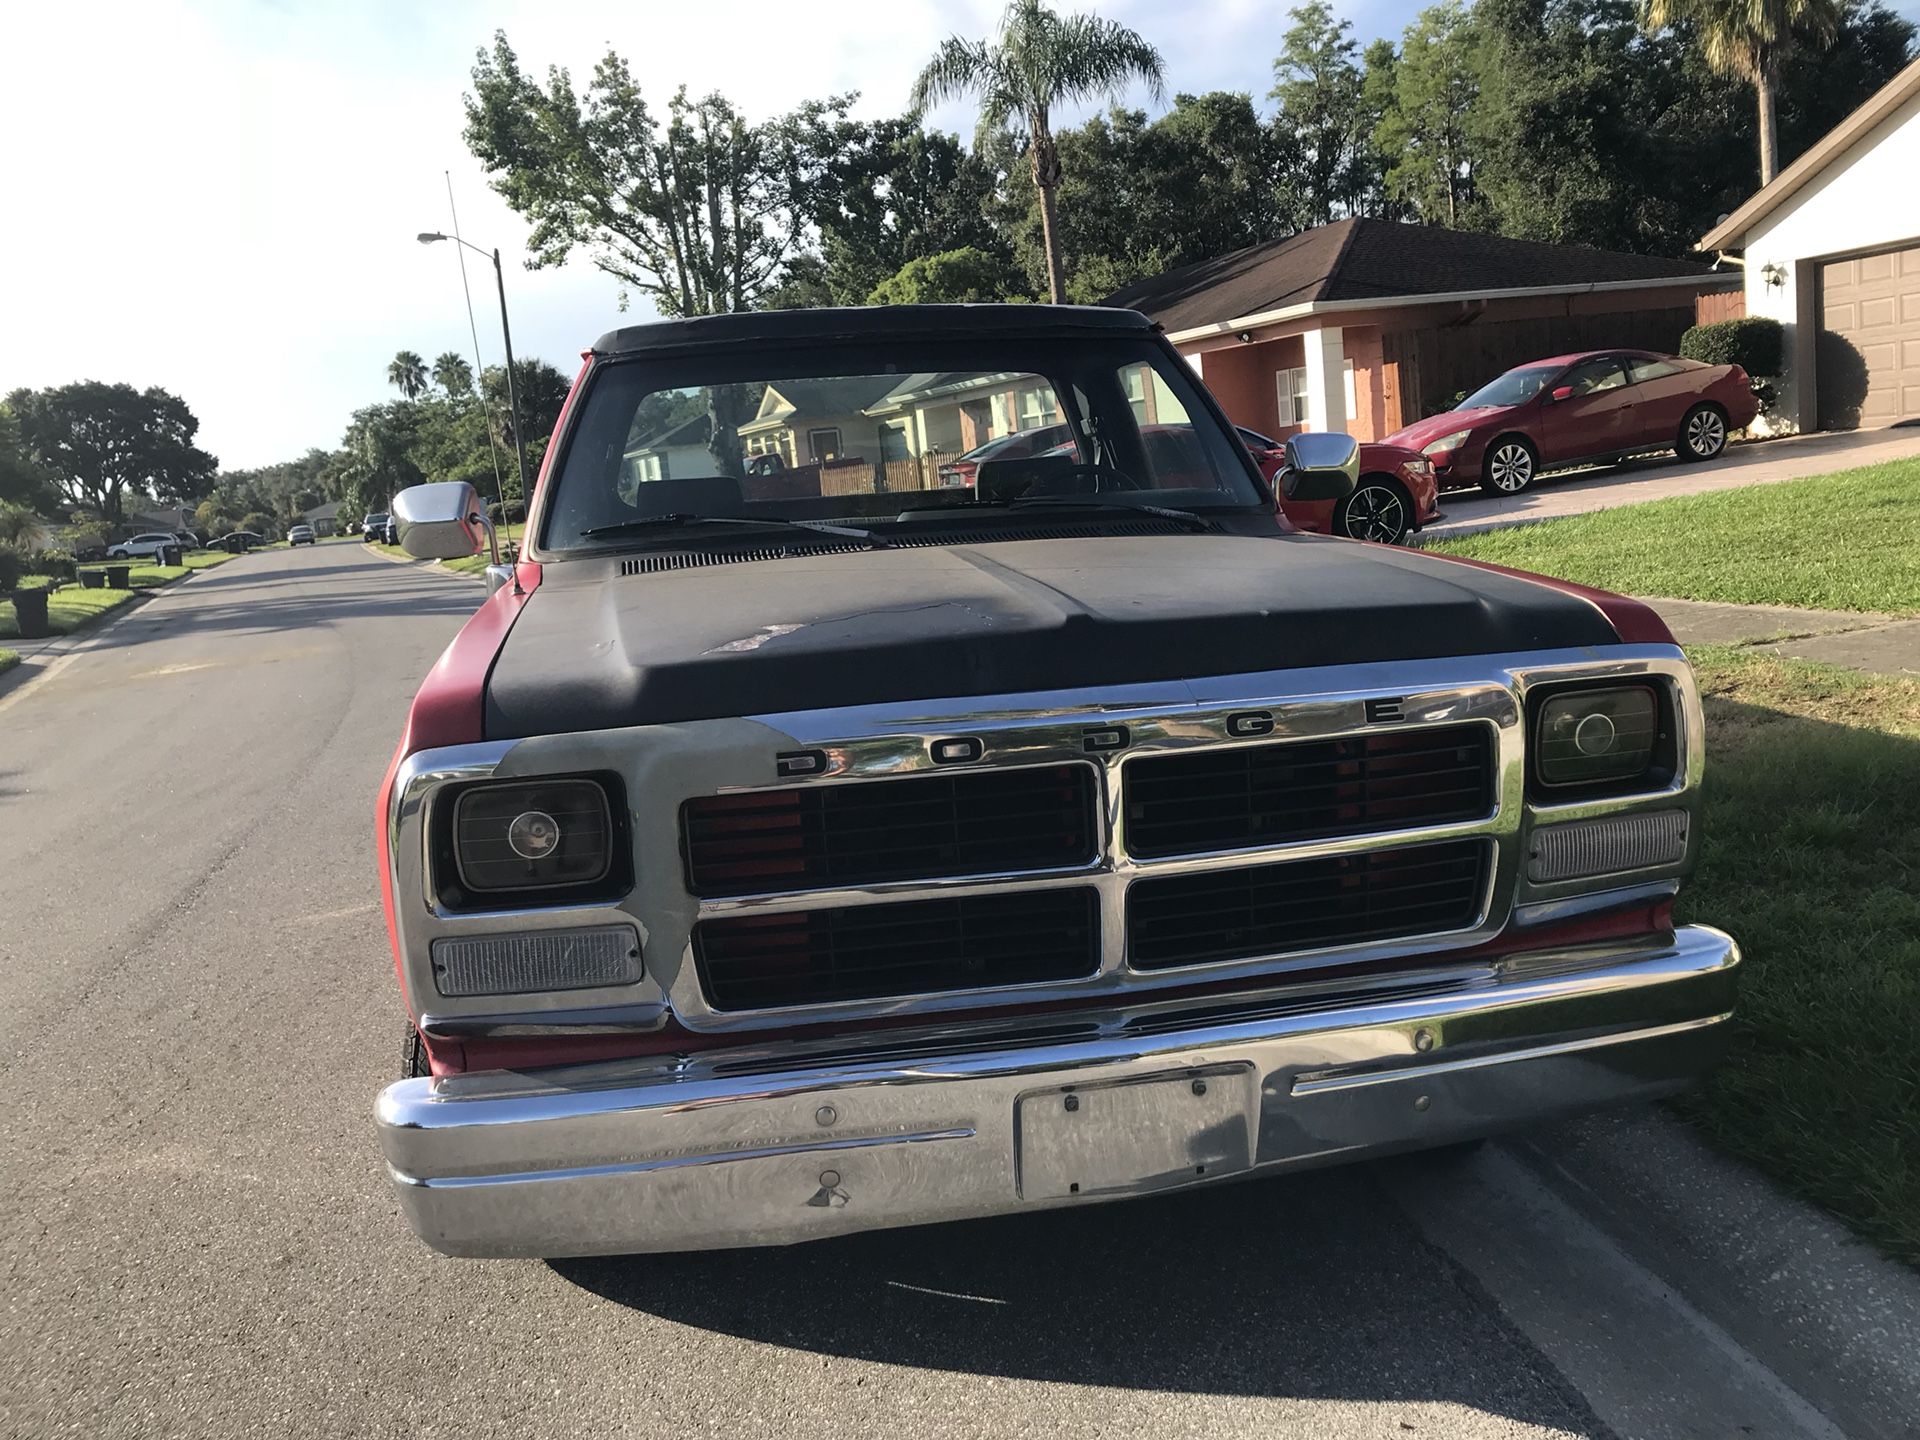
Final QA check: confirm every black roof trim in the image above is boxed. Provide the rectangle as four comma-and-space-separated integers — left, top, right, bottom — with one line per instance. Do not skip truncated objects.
592, 304, 1157, 356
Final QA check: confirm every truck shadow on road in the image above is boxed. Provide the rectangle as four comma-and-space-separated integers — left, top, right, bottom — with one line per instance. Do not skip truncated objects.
551, 1163, 1602, 1431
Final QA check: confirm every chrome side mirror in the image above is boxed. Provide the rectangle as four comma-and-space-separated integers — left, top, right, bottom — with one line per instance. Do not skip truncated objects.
392, 481, 497, 563
1279, 431, 1359, 502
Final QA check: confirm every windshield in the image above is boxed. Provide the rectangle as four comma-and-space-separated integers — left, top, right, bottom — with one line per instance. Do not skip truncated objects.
539, 336, 1262, 552
1459, 365, 1562, 410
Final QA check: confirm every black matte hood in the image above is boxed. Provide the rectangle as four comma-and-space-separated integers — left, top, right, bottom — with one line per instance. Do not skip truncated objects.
483, 534, 1620, 737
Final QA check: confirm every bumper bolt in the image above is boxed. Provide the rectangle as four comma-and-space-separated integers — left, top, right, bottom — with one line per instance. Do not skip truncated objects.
1192, 1079, 1208, 1097
1064, 1094, 1080, 1112
1414, 1094, 1432, 1112
819, 1169, 841, 1188
815, 1105, 837, 1127
1414, 1027, 1436, 1053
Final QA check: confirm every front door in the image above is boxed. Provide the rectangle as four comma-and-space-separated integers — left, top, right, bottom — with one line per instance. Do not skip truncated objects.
1541, 356, 1635, 465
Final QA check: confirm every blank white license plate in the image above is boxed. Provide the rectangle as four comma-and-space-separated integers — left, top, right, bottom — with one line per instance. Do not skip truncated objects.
1016, 1066, 1256, 1201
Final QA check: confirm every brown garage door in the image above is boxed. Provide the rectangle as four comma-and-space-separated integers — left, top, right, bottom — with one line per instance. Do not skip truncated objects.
1818, 244, 1920, 428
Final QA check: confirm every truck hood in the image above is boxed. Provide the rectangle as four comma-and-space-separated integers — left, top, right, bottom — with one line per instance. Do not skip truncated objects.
483, 534, 1620, 736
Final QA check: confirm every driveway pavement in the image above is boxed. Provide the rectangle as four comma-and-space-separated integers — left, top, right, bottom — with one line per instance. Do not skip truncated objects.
1424, 425, 1920, 539
5, 542, 1919, 1439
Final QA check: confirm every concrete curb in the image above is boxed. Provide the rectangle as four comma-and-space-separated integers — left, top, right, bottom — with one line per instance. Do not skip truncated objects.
363, 544, 487, 584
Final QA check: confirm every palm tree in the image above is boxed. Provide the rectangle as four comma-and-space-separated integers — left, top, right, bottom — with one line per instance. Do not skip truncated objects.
386, 350, 429, 400
432, 353, 475, 395
912, 0, 1164, 303
1640, 0, 1842, 185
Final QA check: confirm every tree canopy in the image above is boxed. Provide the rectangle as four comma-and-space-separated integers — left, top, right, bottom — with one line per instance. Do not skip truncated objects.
6, 382, 217, 523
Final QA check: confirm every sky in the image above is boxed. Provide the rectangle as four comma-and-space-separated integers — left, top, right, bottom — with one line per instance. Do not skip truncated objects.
2, 0, 1915, 469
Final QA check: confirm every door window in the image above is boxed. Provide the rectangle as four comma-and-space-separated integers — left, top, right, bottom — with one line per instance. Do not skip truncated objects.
1560, 358, 1629, 397
1628, 357, 1682, 384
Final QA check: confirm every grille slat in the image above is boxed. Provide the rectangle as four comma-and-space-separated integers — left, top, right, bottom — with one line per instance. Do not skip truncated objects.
1128, 840, 1490, 970
682, 764, 1097, 897
694, 889, 1099, 1009
1125, 724, 1495, 859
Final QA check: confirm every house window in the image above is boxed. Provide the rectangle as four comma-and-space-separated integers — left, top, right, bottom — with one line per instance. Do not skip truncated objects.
1017, 385, 1057, 430
808, 427, 843, 462
1277, 367, 1309, 426
1343, 359, 1357, 425
1123, 365, 1149, 425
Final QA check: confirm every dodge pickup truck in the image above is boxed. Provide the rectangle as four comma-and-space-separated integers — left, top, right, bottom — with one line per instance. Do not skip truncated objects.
375, 304, 1739, 1258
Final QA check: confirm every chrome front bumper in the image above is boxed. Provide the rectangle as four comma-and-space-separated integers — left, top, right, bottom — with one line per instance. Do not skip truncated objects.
378, 925, 1739, 1257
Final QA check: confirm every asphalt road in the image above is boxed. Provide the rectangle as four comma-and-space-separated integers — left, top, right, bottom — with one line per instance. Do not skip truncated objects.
2, 542, 1911, 1440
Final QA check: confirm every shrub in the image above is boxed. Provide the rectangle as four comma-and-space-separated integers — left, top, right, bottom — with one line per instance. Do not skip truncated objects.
487, 499, 527, 526
0, 543, 24, 592
1680, 316, 1785, 377
0, 502, 45, 548
30, 548, 77, 584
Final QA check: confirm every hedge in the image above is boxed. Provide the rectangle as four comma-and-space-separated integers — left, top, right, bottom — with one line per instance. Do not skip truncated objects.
1680, 316, 1784, 377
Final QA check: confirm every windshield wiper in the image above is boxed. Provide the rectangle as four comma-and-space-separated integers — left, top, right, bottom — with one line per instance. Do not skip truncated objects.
581, 513, 891, 547
1003, 496, 1214, 531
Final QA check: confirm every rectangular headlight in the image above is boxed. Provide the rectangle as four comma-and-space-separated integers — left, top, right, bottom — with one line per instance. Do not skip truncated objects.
430, 925, 642, 997
452, 778, 614, 893
1527, 810, 1688, 883
1535, 685, 1660, 789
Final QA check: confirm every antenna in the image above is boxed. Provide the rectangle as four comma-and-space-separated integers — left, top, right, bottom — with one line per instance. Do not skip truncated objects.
445, 170, 509, 509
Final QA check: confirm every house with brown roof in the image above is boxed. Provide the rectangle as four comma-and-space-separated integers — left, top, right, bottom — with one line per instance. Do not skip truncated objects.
1105, 218, 1739, 443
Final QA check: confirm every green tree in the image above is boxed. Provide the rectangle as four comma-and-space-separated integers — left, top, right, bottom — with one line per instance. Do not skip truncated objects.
481, 358, 571, 495
432, 353, 475, 394
387, 350, 429, 399
1374, 2, 1486, 227
1640, 0, 1843, 183
868, 247, 1024, 304
1270, 2, 1379, 225
6, 382, 217, 523
910, 0, 1165, 304
464, 32, 856, 315
0, 403, 62, 515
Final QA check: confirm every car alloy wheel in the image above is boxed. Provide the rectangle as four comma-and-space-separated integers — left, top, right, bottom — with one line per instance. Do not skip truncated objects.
1685, 407, 1726, 458
1487, 441, 1535, 493
1339, 483, 1409, 544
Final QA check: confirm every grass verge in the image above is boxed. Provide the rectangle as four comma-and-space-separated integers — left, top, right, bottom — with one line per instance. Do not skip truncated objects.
0, 585, 137, 639
1676, 645, 1920, 1263
1423, 458, 1920, 614
0, 648, 18, 676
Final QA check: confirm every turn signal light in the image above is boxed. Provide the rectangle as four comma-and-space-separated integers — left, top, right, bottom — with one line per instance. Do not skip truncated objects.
430, 924, 642, 997
1527, 810, 1688, 883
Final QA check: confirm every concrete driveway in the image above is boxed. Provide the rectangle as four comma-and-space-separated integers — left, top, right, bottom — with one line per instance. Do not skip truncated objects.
1424, 425, 1920, 539
4, 543, 1919, 1439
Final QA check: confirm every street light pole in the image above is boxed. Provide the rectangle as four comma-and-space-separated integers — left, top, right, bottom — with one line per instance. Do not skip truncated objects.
418, 232, 530, 504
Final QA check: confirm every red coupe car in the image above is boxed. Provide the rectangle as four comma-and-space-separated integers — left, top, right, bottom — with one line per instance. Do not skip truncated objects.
1236, 427, 1441, 546
1384, 349, 1760, 496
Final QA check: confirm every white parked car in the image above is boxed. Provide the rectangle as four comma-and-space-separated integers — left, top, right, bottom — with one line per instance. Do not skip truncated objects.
107, 532, 181, 560
287, 524, 316, 546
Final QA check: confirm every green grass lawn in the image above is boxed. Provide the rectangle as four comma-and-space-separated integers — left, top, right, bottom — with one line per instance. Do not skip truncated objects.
1676, 646, 1920, 1263
1423, 459, 1920, 614
0, 648, 18, 676
0, 585, 137, 639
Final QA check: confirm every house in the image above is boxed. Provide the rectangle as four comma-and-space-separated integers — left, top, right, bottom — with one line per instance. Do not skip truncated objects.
1699, 55, 1920, 432
301, 500, 342, 536
1104, 218, 1739, 442
622, 413, 714, 487
738, 376, 905, 467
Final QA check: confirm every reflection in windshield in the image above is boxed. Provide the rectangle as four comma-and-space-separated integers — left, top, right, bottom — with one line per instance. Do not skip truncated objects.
1459, 365, 1560, 410
558, 341, 1261, 551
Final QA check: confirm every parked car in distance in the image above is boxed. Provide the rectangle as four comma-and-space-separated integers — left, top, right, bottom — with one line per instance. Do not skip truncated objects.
287, 524, 316, 546
210, 530, 265, 553
937, 423, 1072, 488
173, 530, 202, 550
363, 512, 392, 540
107, 532, 184, 560
371, 304, 1738, 1261
1384, 349, 1760, 496
1237, 427, 1440, 545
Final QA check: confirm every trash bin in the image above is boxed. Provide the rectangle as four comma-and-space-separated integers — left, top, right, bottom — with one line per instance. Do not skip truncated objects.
159, 543, 183, 567
105, 566, 130, 590
9, 588, 51, 639
79, 569, 106, 589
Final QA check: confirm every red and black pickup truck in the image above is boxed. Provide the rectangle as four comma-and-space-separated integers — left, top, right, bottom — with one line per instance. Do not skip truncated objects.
375, 304, 1738, 1259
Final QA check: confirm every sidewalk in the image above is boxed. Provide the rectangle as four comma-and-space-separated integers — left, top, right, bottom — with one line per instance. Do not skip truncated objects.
1641, 596, 1920, 675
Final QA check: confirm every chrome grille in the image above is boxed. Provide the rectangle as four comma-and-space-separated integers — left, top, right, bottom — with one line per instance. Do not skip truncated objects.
1124, 723, 1495, 859
693, 888, 1100, 1010
681, 763, 1097, 897
1127, 840, 1491, 970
